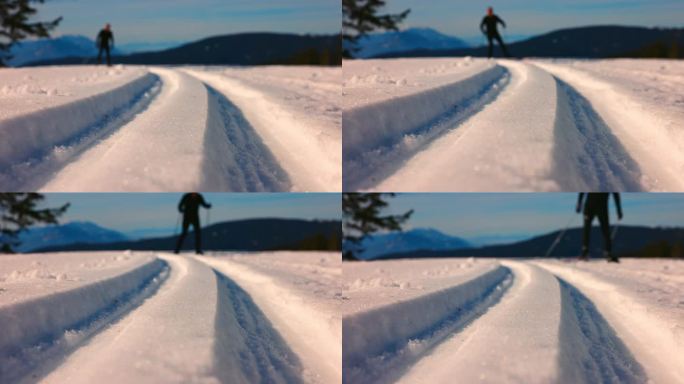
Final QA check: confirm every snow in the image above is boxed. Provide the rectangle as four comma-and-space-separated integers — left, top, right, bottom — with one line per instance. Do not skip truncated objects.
0, 65, 340, 192
343, 258, 684, 384
0, 251, 340, 383
343, 58, 684, 191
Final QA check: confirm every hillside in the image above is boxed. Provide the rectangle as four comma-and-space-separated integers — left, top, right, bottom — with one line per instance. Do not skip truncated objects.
378, 226, 684, 259
33, 218, 341, 252
25, 33, 341, 66
376, 26, 684, 59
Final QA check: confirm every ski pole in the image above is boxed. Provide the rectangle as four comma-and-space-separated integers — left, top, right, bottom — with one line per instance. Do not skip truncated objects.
173, 213, 181, 236
545, 213, 577, 258
611, 222, 619, 241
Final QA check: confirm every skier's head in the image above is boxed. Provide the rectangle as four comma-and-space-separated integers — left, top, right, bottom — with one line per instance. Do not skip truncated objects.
487, 7, 493, 16
105, 23, 111, 31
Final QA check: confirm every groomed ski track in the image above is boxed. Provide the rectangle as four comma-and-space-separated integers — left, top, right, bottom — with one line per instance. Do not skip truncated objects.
343, 59, 684, 192
0, 66, 340, 192
1, 253, 340, 384
342, 260, 683, 384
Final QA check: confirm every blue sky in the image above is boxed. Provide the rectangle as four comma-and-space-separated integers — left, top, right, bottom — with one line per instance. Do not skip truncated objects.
385, 193, 684, 240
382, 0, 683, 39
37, 0, 339, 45
42, 193, 340, 233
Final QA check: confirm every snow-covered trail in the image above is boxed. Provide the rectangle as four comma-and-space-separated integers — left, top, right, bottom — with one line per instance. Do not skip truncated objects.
1, 252, 340, 384
0, 65, 340, 192
343, 58, 684, 192
343, 258, 683, 384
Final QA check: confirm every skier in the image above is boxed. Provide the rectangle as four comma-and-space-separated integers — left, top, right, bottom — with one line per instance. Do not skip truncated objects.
576, 193, 623, 262
174, 193, 212, 255
480, 7, 510, 58
96, 23, 115, 66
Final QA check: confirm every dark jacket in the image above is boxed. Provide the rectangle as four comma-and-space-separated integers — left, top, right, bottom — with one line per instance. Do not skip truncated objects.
97, 29, 114, 48
178, 193, 210, 219
480, 15, 506, 36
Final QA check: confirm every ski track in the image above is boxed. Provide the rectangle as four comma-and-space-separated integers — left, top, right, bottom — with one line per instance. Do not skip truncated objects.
6, 253, 337, 384
348, 59, 681, 192
1, 66, 334, 192
346, 260, 676, 384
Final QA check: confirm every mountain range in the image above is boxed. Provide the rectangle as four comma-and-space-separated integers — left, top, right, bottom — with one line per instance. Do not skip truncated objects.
374, 26, 684, 59
13, 221, 129, 252
345, 28, 469, 58
32, 218, 341, 253
378, 226, 684, 259
6, 35, 124, 66
22, 33, 341, 67
357, 228, 470, 260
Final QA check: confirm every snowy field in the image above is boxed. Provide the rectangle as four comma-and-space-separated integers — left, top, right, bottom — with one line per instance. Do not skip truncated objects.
0, 251, 341, 383
0, 65, 341, 192
343, 58, 684, 192
342, 258, 684, 384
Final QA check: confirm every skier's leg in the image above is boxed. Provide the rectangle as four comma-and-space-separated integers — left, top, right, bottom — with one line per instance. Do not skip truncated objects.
581, 212, 593, 259
106, 46, 111, 66
97, 46, 103, 64
598, 209, 615, 261
194, 218, 202, 254
487, 35, 494, 58
495, 34, 511, 57
174, 219, 190, 253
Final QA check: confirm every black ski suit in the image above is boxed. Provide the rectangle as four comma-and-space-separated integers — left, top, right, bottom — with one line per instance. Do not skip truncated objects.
174, 193, 211, 254
96, 29, 114, 66
480, 14, 510, 58
577, 193, 622, 260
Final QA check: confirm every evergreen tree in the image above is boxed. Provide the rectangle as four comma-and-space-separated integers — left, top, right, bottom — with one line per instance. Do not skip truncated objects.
342, 0, 410, 58
342, 193, 412, 260
0, 193, 69, 253
0, 0, 61, 66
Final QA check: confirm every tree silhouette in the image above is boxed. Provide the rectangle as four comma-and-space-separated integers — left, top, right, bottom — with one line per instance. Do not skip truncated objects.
342, 0, 410, 58
0, 193, 69, 253
0, 0, 62, 66
343, 193, 412, 260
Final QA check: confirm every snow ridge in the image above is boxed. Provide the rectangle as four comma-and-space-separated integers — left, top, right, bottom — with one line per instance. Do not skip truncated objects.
0, 257, 168, 383
343, 64, 508, 191
343, 264, 512, 384
0, 72, 159, 189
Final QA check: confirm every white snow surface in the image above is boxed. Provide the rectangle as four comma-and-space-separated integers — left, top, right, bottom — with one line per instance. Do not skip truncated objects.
0, 65, 341, 192
343, 58, 684, 191
343, 258, 684, 384
0, 251, 341, 384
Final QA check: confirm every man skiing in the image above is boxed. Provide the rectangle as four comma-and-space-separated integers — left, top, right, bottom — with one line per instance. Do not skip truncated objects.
480, 7, 510, 58
576, 193, 623, 262
96, 23, 114, 66
174, 193, 212, 255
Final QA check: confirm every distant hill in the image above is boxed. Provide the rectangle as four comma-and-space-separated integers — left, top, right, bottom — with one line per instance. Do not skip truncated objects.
33, 218, 341, 253
356, 228, 470, 260
15, 221, 129, 252
346, 28, 469, 58
376, 26, 684, 59
6, 35, 123, 66
25, 33, 341, 67
379, 226, 684, 259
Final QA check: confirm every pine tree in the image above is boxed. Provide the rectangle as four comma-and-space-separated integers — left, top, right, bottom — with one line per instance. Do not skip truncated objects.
342, 193, 412, 260
0, 0, 62, 66
342, 0, 410, 58
0, 193, 69, 253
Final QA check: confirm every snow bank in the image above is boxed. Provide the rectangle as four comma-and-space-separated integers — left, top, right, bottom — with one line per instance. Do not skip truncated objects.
0, 71, 157, 170
343, 64, 507, 190
0, 256, 166, 382
343, 264, 511, 383
343, 64, 505, 159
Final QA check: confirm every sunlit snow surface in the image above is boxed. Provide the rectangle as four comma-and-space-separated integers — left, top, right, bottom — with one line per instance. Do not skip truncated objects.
0, 65, 341, 192
0, 251, 341, 384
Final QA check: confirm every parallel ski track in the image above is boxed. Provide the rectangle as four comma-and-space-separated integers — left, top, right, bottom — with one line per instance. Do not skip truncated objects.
21, 254, 322, 384
358, 60, 673, 192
